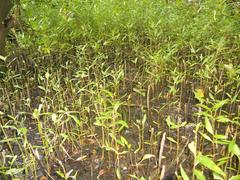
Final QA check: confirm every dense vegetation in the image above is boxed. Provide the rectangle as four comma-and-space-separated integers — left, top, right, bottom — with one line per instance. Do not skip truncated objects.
0, 0, 240, 179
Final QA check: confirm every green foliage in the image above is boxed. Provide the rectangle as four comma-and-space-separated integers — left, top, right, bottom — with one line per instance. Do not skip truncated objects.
1, 0, 240, 179
197, 154, 225, 178
18, 0, 239, 54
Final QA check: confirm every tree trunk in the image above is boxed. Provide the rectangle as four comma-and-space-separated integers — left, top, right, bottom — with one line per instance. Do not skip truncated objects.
0, 0, 13, 56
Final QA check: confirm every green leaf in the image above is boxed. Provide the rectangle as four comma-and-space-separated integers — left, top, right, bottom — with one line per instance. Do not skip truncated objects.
213, 99, 228, 111
194, 89, 204, 103
119, 136, 131, 149
166, 116, 175, 128
229, 140, 240, 156
129, 174, 138, 179
133, 88, 145, 97
51, 113, 57, 122
109, 133, 117, 142
197, 155, 225, 177
5, 168, 24, 175
229, 175, 240, 180
188, 141, 196, 157
66, 169, 74, 178
180, 165, 190, 180
197, 104, 211, 112
224, 64, 233, 71
194, 169, 206, 180
0, 55, 6, 61
213, 173, 224, 180
216, 116, 230, 123
142, 114, 147, 126
32, 108, 40, 119
113, 101, 121, 112
214, 134, 227, 140
18, 127, 28, 135
214, 139, 230, 145
139, 154, 155, 163
199, 132, 212, 142
114, 120, 129, 129
94, 120, 103, 127
167, 137, 177, 143
68, 114, 81, 126
0, 137, 22, 143
56, 170, 65, 178
216, 157, 228, 167
38, 85, 46, 91
205, 117, 214, 135
45, 72, 50, 79
116, 168, 121, 179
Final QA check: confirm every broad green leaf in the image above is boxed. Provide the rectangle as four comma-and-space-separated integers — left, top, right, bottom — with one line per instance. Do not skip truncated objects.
109, 133, 117, 142
213, 99, 228, 111
113, 101, 121, 112
216, 116, 230, 123
224, 64, 233, 71
32, 108, 40, 119
133, 88, 145, 97
217, 158, 228, 166
66, 169, 74, 178
68, 114, 81, 126
194, 169, 206, 180
166, 116, 175, 128
213, 173, 224, 180
197, 155, 225, 177
205, 117, 214, 135
214, 139, 230, 145
229, 140, 240, 156
45, 72, 50, 79
119, 136, 131, 149
229, 175, 240, 180
101, 89, 113, 98
114, 120, 129, 128
217, 157, 229, 162
129, 175, 138, 179
0, 137, 22, 143
188, 141, 196, 157
94, 120, 103, 127
194, 89, 204, 103
18, 127, 28, 135
180, 165, 190, 180
0, 55, 6, 61
51, 113, 57, 122
38, 85, 46, 91
167, 137, 177, 143
142, 114, 147, 126
2, 125, 18, 130
214, 134, 227, 140
116, 168, 121, 179
56, 170, 65, 178
197, 104, 211, 112
209, 93, 215, 101
5, 168, 24, 175
199, 132, 212, 142
196, 111, 212, 119
139, 154, 155, 163
196, 122, 202, 132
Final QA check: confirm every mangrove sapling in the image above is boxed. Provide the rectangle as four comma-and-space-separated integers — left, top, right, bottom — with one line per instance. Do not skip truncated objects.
1, 0, 240, 179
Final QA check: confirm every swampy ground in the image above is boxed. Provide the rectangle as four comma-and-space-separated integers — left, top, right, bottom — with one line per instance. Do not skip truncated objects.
0, 1, 240, 180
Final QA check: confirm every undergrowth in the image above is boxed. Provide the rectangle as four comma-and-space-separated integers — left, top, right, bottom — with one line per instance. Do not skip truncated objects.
0, 0, 240, 179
